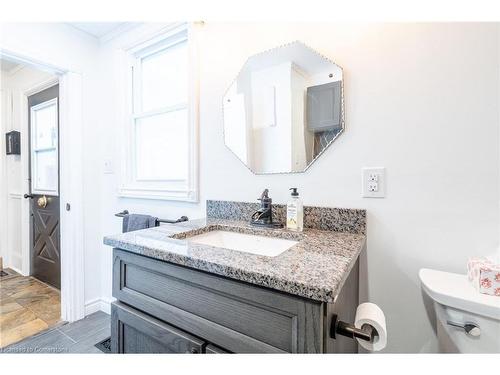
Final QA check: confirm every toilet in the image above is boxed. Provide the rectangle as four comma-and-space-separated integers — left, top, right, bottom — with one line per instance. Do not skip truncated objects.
419, 268, 500, 353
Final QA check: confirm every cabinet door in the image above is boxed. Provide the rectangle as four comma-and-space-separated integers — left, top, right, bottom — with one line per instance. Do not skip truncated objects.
307, 81, 341, 132
205, 344, 230, 354
112, 302, 205, 354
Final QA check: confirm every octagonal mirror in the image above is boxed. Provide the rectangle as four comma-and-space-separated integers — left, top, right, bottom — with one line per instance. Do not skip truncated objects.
223, 41, 344, 174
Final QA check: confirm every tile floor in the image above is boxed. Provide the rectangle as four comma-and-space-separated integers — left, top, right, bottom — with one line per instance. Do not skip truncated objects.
1, 311, 110, 353
0, 269, 61, 348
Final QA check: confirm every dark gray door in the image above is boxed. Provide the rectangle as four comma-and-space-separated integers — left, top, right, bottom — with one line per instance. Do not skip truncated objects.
25, 85, 60, 289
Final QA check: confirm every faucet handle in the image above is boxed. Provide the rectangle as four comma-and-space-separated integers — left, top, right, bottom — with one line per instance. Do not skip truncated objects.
258, 189, 270, 201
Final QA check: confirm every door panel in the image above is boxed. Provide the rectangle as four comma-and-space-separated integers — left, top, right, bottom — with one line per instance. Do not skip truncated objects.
111, 302, 205, 354
32, 196, 60, 287
28, 85, 60, 289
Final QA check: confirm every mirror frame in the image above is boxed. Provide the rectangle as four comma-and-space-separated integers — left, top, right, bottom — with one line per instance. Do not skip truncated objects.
222, 41, 345, 175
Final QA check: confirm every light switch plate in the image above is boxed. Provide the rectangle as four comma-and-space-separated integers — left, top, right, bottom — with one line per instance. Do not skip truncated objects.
362, 167, 385, 198
103, 158, 114, 174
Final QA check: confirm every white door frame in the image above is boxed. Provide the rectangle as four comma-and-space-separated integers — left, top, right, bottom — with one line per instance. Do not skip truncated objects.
1, 49, 85, 322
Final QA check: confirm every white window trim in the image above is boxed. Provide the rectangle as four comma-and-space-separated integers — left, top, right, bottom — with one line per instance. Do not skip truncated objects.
118, 23, 199, 202
30, 97, 59, 196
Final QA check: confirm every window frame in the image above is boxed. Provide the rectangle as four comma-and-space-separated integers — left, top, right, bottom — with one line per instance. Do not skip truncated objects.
30, 97, 59, 196
118, 24, 199, 202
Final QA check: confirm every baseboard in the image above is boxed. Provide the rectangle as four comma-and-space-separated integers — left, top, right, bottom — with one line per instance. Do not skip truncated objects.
84, 297, 114, 316
6, 265, 24, 276
100, 297, 114, 314
84, 298, 102, 316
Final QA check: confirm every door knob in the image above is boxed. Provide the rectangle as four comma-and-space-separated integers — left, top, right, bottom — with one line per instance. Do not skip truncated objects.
447, 321, 481, 337
37, 195, 48, 208
24, 194, 34, 199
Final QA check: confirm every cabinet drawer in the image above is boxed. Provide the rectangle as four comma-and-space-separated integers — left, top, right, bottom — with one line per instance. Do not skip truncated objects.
113, 248, 323, 353
111, 302, 205, 354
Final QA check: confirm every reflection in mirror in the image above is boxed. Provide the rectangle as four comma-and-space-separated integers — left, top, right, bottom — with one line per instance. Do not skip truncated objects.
223, 41, 344, 174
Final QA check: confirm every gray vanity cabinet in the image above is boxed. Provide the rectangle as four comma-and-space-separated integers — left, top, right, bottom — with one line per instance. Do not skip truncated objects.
111, 248, 359, 354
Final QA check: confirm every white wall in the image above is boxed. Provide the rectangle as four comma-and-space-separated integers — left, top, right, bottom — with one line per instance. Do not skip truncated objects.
98, 23, 499, 353
0, 23, 103, 309
251, 62, 293, 172
0, 66, 55, 272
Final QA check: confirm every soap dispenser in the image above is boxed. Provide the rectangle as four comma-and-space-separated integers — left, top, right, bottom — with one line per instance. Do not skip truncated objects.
286, 188, 303, 231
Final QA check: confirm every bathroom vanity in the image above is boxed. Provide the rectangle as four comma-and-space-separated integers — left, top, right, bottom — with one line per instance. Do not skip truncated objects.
104, 200, 366, 353
102, 41, 368, 353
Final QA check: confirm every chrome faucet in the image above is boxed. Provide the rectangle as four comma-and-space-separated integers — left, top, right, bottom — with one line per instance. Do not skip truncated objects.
250, 189, 281, 228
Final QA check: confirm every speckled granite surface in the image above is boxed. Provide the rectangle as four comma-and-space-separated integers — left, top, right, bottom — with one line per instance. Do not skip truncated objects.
104, 216, 366, 303
206, 200, 366, 234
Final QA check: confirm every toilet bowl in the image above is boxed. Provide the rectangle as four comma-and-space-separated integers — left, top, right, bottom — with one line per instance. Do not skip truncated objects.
419, 268, 500, 353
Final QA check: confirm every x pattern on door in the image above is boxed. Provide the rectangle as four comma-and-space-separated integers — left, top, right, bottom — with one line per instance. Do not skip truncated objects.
33, 208, 60, 264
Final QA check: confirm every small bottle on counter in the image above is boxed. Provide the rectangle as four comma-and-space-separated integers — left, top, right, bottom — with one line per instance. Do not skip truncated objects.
286, 188, 303, 231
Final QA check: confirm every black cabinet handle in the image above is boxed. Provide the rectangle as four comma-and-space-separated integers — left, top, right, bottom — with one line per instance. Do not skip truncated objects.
24, 194, 34, 199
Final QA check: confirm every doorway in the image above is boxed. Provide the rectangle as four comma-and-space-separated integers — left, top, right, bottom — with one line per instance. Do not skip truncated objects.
0, 50, 85, 347
0, 60, 62, 348
26, 85, 61, 289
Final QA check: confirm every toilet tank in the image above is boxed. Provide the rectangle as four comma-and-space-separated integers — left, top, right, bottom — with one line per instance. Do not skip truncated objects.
420, 268, 500, 353
434, 303, 500, 353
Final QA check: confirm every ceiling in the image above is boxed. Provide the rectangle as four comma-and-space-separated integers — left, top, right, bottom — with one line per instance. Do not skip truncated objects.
0, 58, 21, 73
69, 22, 131, 38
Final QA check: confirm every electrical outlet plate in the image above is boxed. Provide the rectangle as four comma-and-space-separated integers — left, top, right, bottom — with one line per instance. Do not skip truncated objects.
362, 167, 385, 198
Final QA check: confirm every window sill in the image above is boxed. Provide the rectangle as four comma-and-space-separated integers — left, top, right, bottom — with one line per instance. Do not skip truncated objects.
118, 186, 198, 203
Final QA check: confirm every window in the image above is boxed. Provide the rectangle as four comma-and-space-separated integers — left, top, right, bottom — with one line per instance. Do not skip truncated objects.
120, 25, 198, 201
31, 98, 58, 195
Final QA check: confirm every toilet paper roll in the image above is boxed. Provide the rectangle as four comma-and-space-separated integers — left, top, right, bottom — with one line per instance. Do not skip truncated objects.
354, 302, 387, 351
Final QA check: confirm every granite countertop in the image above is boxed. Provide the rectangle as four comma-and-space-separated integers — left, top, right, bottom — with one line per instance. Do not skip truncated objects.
103, 217, 366, 303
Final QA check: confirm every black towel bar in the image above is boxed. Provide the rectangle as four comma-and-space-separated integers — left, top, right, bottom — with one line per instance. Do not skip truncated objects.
115, 210, 188, 224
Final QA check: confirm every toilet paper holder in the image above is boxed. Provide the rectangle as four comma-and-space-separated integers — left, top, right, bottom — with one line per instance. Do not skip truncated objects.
330, 314, 379, 343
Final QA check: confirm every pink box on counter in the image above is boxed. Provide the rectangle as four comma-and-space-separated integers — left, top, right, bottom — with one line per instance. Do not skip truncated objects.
467, 257, 500, 297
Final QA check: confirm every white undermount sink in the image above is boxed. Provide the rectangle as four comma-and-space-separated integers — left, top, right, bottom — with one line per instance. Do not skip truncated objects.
187, 230, 298, 257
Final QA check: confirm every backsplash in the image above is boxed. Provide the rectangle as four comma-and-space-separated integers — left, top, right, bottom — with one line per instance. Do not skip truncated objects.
206, 200, 366, 234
